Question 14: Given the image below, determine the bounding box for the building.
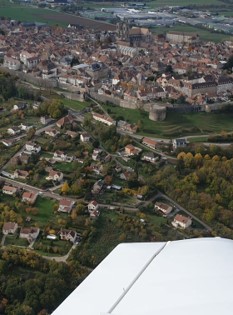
[217,76,233,94]
[58,199,75,214]
[40,116,53,125]
[88,200,100,218]
[154,201,173,216]
[45,128,60,137]
[88,200,99,212]
[2,185,18,195]
[59,229,77,243]
[3,56,21,70]
[52,238,233,315]
[141,152,159,163]
[19,227,40,242]
[92,112,116,126]
[166,31,199,44]
[124,144,141,156]
[172,138,187,150]
[13,103,27,111]
[22,191,38,205]
[2,222,18,235]
[66,130,78,139]
[85,62,109,80]
[56,114,75,128]
[142,137,157,149]
[91,179,103,194]
[80,133,91,143]
[172,214,192,229]
[53,151,67,162]
[14,169,29,179]
[7,126,21,135]
[25,142,41,154]
[46,170,63,182]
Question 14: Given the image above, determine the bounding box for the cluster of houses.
[0,18,233,112]
[155,201,192,229]
[1,183,101,246]
[2,222,40,243]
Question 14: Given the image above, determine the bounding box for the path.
[42,244,77,263]
[1,235,6,246]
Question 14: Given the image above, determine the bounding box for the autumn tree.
[61,181,70,195]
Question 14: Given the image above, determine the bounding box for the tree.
[76,203,85,215]
[104,175,112,185]
[26,127,36,140]
[71,209,77,221]
[61,182,70,195]
[212,155,220,161]
[223,55,233,72]
[177,152,186,160]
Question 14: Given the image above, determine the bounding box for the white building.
[154,201,173,216]
[92,112,116,126]
[3,56,21,70]
[172,214,192,229]
[52,238,233,315]
[25,142,41,154]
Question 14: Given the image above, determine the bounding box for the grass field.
[34,238,72,256]
[62,98,90,111]
[0,4,67,26]
[5,235,29,247]
[148,0,223,8]
[151,24,233,42]
[31,196,57,226]
[0,1,116,30]
[83,0,223,9]
[103,104,233,138]
[54,161,77,173]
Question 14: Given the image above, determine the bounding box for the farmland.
[0,1,116,30]
[148,0,223,8]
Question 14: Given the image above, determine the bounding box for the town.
[0,8,233,314]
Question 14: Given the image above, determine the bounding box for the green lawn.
[5,235,29,247]
[62,98,90,111]
[188,136,209,143]
[151,24,233,42]
[103,104,233,138]
[31,196,57,227]
[149,0,223,8]
[147,213,167,227]
[34,238,72,256]
[82,0,223,9]
[54,161,77,173]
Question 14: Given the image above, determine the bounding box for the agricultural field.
[148,0,223,8]
[103,104,233,138]
[79,0,224,9]
[0,1,116,30]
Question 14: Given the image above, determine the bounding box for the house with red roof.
[22,191,38,205]
[58,199,75,214]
